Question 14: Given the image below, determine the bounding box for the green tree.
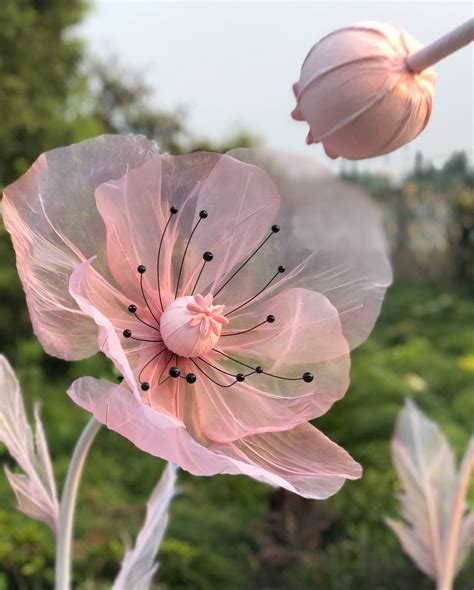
[0,0,91,186]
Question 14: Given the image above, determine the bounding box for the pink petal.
[210,321,220,336]
[212,314,229,325]
[163,153,281,298]
[290,106,304,121]
[69,259,140,395]
[94,153,280,313]
[194,293,207,308]
[218,422,362,499]
[197,288,351,440]
[190,369,318,443]
[225,147,392,350]
[2,135,160,360]
[67,377,236,475]
[67,377,360,499]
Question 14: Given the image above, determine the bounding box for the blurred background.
[0,1,473,588]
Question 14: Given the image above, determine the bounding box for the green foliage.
[1,2,472,589]
[1,268,473,588]
[0,0,91,186]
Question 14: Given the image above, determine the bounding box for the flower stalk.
[55,417,101,590]
[406,18,474,73]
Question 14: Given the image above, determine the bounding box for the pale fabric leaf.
[452,439,474,575]
[113,463,178,590]
[387,400,474,587]
[0,355,59,533]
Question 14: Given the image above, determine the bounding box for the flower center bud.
[160,293,229,358]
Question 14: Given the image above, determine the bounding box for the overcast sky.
[79,1,473,176]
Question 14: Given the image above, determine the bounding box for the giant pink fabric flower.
[2,135,391,499]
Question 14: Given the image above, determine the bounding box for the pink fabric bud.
[292,21,436,160]
[160,294,229,358]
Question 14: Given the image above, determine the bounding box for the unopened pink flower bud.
[292,21,436,160]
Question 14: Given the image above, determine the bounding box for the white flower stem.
[406,18,474,73]
[55,417,102,590]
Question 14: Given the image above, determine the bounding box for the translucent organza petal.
[68,377,360,499]
[94,153,280,310]
[2,135,160,360]
[191,288,351,442]
[67,377,237,476]
[217,422,362,499]
[69,259,144,397]
[226,148,392,350]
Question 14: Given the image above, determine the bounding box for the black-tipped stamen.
[214,226,280,298]
[169,366,181,378]
[213,349,313,383]
[141,382,150,391]
[175,211,207,299]
[138,268,161,327]
[157,207,178,311]
[225,266,285,317]
[191,251,213,296]
[138,348,167,384]
[221,318,270,337]
[190,358,237,388]
[158,352,175,385]
[128,305,161,332]
[185,373,197,384]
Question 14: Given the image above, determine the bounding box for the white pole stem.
[406,18,474,73]
[55,417,102,590]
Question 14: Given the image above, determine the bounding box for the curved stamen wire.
[157,206,178,311]
[225,266,285,317]
[191,251,214,295]
[213,349,314,383]
[122,329,163,344]
[175,210,208,299]
[137,265,161,327]
[158,351,175,385]
[127,304,160,332]
[190,358,239,388]
[138,348,167,384]
[221,316,273,337]
[213,224,280,298]
[198,355,238,377]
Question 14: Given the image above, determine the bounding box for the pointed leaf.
[112,463,178,590]
[0,355,59,533]
[387,400,474,588]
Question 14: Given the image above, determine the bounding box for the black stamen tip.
[203,251,214,262]
[255,366,264,374]
[137,265,146,274]
[199,210,208,219]
[278,265,285,273]
[169,366,181,378]
[141,382,150,391]
[128,304,137,314]
[236,373,245,382]
[271,224,280,233]
[170,206,178,214]
[266,314,275,323]
[186,373,197,384]
[303,372,314,383]
[117,375,124,383]
[123,329,132,338]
